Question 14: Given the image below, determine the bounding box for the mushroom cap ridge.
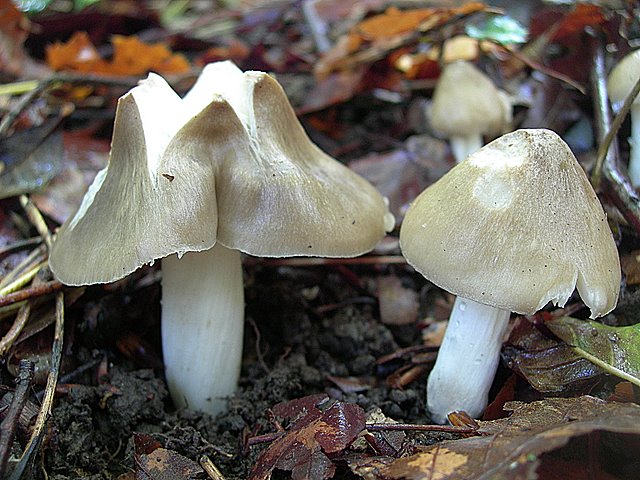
[50,63,392,286]
[399,129,620,318]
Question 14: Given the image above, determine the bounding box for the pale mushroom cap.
[430,61,509,138]
[608,50,640,104]
[49,62,393,286]
[399,129,620,318]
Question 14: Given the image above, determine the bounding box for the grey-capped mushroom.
[430,60,512,163]
[399,129,620,423]
[608,49,640,187]
[49,61,394,415]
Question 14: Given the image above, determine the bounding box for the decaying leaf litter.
[1,0,640,478]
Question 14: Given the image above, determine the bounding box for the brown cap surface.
[400,129,620,317]
[50,62,393,285]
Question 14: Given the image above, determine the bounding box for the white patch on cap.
[468,141,524,169]
[472,170,513,210]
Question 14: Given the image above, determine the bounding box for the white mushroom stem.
[161,243,244,415]
[427,296,510,424]
[450,134,483,164]
[628,103,640,188]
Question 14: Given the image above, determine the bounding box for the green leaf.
[465,15,528,45]
[547,316,640,387]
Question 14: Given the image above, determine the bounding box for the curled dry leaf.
[364,397,640,480]
[503,318,604,394]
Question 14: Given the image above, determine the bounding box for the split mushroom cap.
[49,61,393,285]
[400,129,620,318]
[430,61,511,144]
[607,49,640,105]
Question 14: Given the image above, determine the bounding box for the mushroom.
[607,49,640,187]
[49,61,394,415]
[399,129,620,423]
[430,60,512,163]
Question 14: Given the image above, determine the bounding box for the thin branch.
[8,292,64,480]
[0,280,64,308]
[588,32,640,232]
[0,360,34,478]
[19,196,52,250]
[0,302,32,356]
[591,66,640,189]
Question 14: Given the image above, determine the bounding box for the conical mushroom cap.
[399,129,620,318]
[430,61,510,138]
[49,61,393,286]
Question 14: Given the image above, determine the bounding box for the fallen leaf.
[136,448,203,480]
[250,394,366,480]
[546,316,640,388]
[45,31,190,76]
[133,432,203,480]
[503,318,603,393]
[314,3,487,79]
[0,117,64,200]
[551,3,606,42]
[31,127,109,224]
[377,397,640,479]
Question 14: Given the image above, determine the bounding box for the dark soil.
[41,259,434,479]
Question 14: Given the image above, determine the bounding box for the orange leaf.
[45,32,190,76]
[109,35,190,76]
[356,6,436,39]
[45,32,103,72]
[552,4,606,42]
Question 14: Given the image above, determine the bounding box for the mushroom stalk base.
[161,243,244,415]
[628,103,640,188]
[450,134,483,164]
[427,296,510,424]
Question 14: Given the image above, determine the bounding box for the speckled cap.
[400,129,620,318]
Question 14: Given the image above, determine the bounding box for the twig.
[247,318,269,374]
[245,255,406,267]
[588,32,640,232]
[591,65,640,189]
[0,245,46,291]
[0,302,32,356]
[0,82,49,138]
[199,455,227,480]
[19,196,52,250]
[8,292,64,480]
[0,70,198,138]
[0,280,63,308]
[0,261,46,297]
[302,0,331,53]
[0,238,42,261]
[0,360,34,478]
[247,420,480,447]
[365,422,479,435]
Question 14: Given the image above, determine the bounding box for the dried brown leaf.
[503,319,603,394]
[375,397,640,479]
[250,395,366,480]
